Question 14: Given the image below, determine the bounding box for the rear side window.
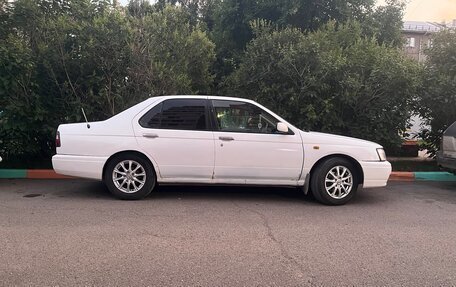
[139,103,162,128]
[139,99,208,131]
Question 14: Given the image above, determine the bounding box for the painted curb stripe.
[389,172,414,181]
[0,169,454,181]
[0,169,27,179]
[414,172,456,182]
[27,170,74,179]
[0,169,72,179]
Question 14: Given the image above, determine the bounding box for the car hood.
[300,131,383,148]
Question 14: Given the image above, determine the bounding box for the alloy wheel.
[112,160,146,193]
[324,165,353,199]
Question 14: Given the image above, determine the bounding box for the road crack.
[231,201,315,286]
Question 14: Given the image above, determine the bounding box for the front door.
[211,99,303,185]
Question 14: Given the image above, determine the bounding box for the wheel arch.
[102,150,157,181]
[309,154,364,185]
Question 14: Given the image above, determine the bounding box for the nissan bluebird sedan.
[52,96,391,205]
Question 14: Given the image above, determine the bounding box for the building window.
[406,37,415,48]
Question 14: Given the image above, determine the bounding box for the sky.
[120,0,456,23]
[384,0,456,23]
[407,0,456,23]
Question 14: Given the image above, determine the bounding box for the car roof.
[149,95,257,103]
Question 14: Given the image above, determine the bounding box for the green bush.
[0,0,215,163]
[226,22,422,150]
[417,30,456,157]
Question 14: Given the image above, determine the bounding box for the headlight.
[376,148,387,161]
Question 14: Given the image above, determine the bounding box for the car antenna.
[81,108,90,129]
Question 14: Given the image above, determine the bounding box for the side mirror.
[277,122,289,133]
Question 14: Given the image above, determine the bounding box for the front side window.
[139,99,208,131]
[212,100,282,134]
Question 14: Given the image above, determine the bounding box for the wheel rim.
[112,160,146,194]
[324,166,353,199]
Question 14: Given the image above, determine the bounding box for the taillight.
[56,131,61,147]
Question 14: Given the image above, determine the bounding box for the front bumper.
[52,154,108,180]
[360,160,392,188]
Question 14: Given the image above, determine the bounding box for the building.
[401,21,446,62]
[401,20,455,153]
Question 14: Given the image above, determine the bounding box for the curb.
[0,169,73,179]
[388,171,456,182]
[0,169,455,181]
[414,172,456,182]
[388,172,415,181]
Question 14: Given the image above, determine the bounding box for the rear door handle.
[143,133,159,138]
[219,136,234,141]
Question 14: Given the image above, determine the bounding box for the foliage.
[0,0,215,162]
[209,0,404,85]
[226,23,422,149]
[0,0,427,165]
[417,30,456,156]
[0,35,45,156]
[126,6,215,106]
[362,0,405,47]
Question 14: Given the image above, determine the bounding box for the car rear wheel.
[104,153,156,200]
[311,157,359,205]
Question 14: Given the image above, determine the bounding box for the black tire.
[103,153,156,200]
[310,157,359,205]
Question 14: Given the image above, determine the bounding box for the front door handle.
[219,136,234,141]
[143,133,159,138]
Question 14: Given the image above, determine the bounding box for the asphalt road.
[1,179,456,286]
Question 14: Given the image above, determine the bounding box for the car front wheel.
[104,153,156,200]
[311,157,359,205]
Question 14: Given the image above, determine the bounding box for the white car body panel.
[134,128,215,180]
[52,95,391,188]
[300,131,390,188]
[53,154,107,179]
[132,96,214,180]
[213,131,303,185]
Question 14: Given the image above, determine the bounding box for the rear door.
[133,98,214,181]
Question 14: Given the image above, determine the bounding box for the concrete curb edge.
[1,169,455,181]
[0,169,74,179]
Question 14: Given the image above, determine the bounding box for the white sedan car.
[52,95,391,205]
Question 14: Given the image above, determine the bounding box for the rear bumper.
[437,152,456,174]
[360,160,392,188]
[52,154,108,180]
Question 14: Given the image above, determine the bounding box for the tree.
[210,0,404,87]
[126,5,215,105]
[363,0,405,47]
[0,35,44,157]
[418,30,456,156]
[226,22,421,149]
[0,0,216,165]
